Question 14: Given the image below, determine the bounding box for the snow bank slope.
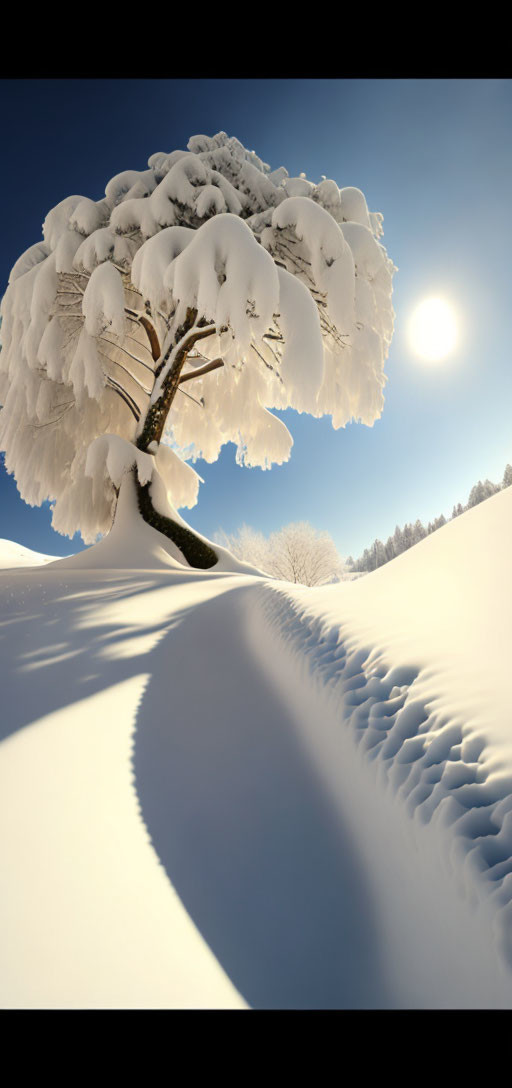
[256,486,512,999]
[0,538,59,568]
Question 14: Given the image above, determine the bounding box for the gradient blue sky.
[1,78,511,558]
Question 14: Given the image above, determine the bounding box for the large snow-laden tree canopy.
[0,131,395,563]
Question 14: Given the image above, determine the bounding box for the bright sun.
[408,297,458,362]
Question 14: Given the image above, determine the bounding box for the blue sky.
[1,78,511,558]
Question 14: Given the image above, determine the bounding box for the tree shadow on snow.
[133,584,390,1009]
[0,568,208,743]
[0,567,389,1008]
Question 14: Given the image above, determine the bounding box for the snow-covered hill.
[0,538,60,568]
[2,487,512,1008]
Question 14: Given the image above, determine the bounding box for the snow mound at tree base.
[49,471,265,576]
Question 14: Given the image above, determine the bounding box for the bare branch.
[123,332,155,361]
[250,343,283,381]
[124,307,161,361]
[106,377,141,421]
[100,335,155,376]
[259,336,282,373]
[96,348,152,396]
[179,358,224,384]
[177,386,204,408]
[30,402,75,428]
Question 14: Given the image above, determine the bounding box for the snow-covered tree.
[467,480,499,509]
[351,461,512,576]
[358,547,372,572]
[0,132,395,567]
[393,525,404,555]
[502,464,512,489]
[401,522,415,551]
[215,524,271,574]
[384,536,396,562]
[217,521,345,586]
[413,518,427,543]
[369,539,386,570]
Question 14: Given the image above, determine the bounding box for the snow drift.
[0,538,60,569]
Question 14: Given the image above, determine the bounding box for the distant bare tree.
[217,521,345,586]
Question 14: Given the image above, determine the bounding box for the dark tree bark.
[130,307,220,569]
[134,473,218,569]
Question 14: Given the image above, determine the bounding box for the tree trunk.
[131,307,219,569]
[137,308,215,453]
[134,472,218,570]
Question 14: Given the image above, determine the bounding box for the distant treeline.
[347,464,512,573]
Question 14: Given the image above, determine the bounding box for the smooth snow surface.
[2,489,512,1007]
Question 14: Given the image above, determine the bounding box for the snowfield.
[2,485,512,1008]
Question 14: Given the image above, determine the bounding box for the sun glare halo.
[408,297,458,362]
